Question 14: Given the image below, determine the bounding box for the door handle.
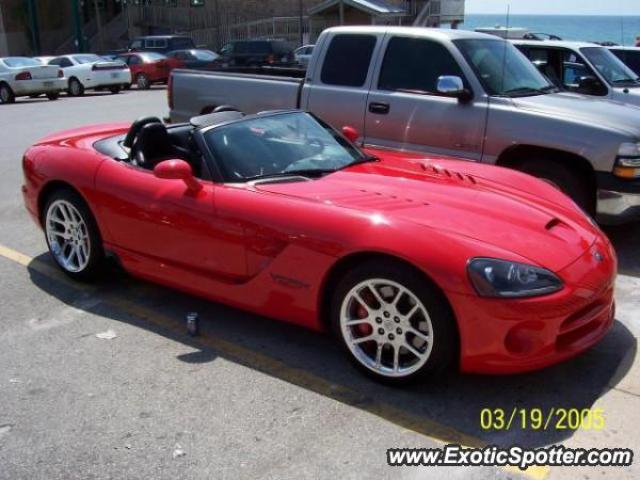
[368,102,390,115]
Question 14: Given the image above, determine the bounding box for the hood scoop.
[418,163,477,185]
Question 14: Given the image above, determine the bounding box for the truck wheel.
[517,158,594,214]
[330,259,457,384]
[0,83,15,104]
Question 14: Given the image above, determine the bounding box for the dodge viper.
[22,110,617,383]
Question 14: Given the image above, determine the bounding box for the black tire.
[68,78,85,97]
[109,85,121,94]
[124,83,131,90]
[43,189,104,281]
[136,73,150,90]
[0,83,15,104]
[330,259,458,385]
[46,92,60,101]
[516,158,594,214]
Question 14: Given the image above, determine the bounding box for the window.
[73,54,102,64]
[130,40,143,50]
[128,55,141,66]
[622,51,640,76]
[50,57,72,68]
[563,51,591,87]
[378,37,464,94]
[170,38,195,50]
[320,34,376,87]
[581,47,639,85]
[219,43,234,55]
[2,57,40,67]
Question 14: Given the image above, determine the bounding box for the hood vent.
[420,163,477,184]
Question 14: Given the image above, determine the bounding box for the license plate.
[110,72,119,79]
[43,81,53,87]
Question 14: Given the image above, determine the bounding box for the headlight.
[615,143,640,178]
[467,258,563,298]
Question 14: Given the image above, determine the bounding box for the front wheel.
[136,73,150,90]
[330,260,457,384]
[0,83,15,104]
[109,85,121,94]
[44,190,104,281]
[68,78,85,96]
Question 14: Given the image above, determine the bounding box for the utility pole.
[338,0,344,26]
[26,0,41,54]
[72,0,85,52]
[93,0,104,52]
[298,0,303,46]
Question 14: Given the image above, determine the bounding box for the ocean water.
[461,14,640,46]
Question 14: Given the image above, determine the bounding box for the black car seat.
[131,123,192,170]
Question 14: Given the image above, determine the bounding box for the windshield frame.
[198,111,367,184]
[580,46,640,88]
[453,38,555,97]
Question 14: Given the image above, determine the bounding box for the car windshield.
[73,54,103,64]
[204,112,368,182]
[192,50,217,61]
[3,57,40,67]
[139,52,167,62]
[455,39,555,96]
[581,47,640,86]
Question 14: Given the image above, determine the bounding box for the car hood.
[253,162,596,272]
[512,92,640,138]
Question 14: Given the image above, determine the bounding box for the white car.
[0,57,66,104]
[294,44,314,67]
[48,54,131,96]
[34,56,55,65]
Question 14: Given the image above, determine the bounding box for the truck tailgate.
[170,69,303,122]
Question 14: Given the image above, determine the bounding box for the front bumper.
[596,172,640,224]
[453,236,617,374]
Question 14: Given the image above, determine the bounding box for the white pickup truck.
[169,26,640,223]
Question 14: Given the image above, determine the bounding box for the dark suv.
[128,36,196,54]
[217,40,295,67]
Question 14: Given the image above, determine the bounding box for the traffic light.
[191,0,205,6]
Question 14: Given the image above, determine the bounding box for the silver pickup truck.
[170,26,640,223]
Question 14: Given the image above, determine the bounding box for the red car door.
[94,161,248,282]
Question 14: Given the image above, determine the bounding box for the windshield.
[455,39,554,96]
[2,57,40,68]
[204,112,366,182]
[192,50,218,61]
[73,54,103,64]
[581,47,640,86]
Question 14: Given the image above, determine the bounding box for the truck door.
[363,36,488,161]
[302,32,385,141]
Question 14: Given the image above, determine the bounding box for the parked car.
[217,40,295,67]
[169,26,640,224]
[127,35,196,55]
[165,49,219,71]
[294,44,315,66]
[115,52,170,89]
[608,46,640,76]
[48,54,131,96]
[513,40,640,105]
[22,110,616,383]
[0,57,65,103]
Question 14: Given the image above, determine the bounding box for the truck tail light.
[168,73,174,110]
[15,71,32,81]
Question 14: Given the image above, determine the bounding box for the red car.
[115,52,170,89]
[21,110,617,383]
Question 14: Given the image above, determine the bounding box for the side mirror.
[153,159,202,192]
[578,76,606,95]
[437,75,472,102]
[342,125,359,143]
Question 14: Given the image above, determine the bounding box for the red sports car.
[115,52,170,90]
[21,110,617,383]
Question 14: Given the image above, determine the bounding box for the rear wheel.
[109,85,121,94]
[330,260,457,384]
[136,73,150,90]
[43,189,104,281]
[516,158,594,214]
[46,92,60,101]
[0,83,15,104]
[68,78,85,96]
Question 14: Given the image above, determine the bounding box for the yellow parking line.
[0,242,549,480]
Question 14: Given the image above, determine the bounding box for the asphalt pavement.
[0,88,638,480]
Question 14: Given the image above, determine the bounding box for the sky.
[465,0,637,15]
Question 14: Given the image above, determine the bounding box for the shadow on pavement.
[604,222,640,278]
[28,253,637,449]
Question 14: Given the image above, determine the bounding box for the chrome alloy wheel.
[45,199,91,273]
[340,279,434,378]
